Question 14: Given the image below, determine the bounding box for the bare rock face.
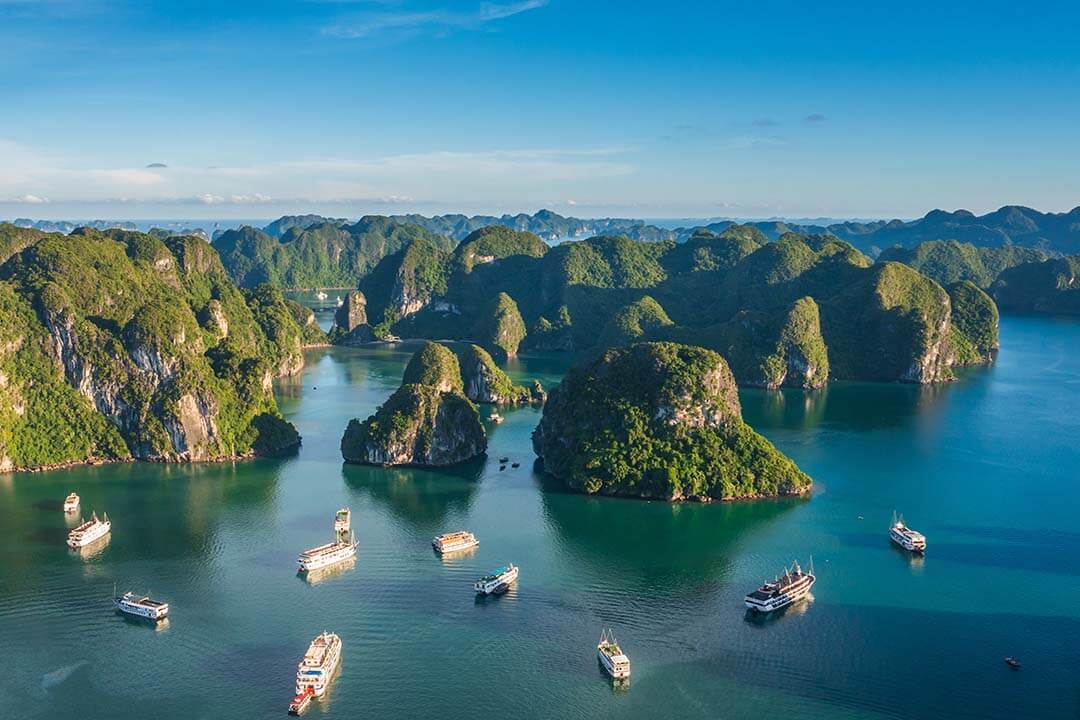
[335,291,368,332]
[340,384,486,467]
[200,299,229,339]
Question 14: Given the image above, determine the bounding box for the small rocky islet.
[339,340,543,467]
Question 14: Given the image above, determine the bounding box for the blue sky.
[2,0,1078,220]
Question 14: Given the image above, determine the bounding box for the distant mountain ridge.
[245,204,1080,254]
[10,203,1080,257]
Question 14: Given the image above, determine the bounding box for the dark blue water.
[0,315,1077,719]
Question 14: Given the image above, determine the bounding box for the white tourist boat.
[597,629,631,680]
[744,558,816,613]
[889,512,927,553]
[432,530,479,555]
[335,295,343,307]
[333,507,351,535]
[315,291,328,301]
[297,533,357,573]
[474,563,518,595]
[63,493,80,513]
[114,590,170,621]
[288,631,342,714]
[67,512,111,549]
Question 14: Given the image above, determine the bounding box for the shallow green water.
[1,316,1078,719]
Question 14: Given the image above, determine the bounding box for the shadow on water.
[740,380,956,433]
[536,472,805,592]
[341,457,484,531]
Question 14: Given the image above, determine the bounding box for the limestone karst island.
[2,2,1078,719]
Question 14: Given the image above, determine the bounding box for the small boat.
[298,533,358,573]
[889,512,927,553]
[315,291,328,301]
[114,589,170,621]
[499,457,509,463]
[511,463,520,468]
[333,507,351,535]
[288,689,314,715]
[291,632,342,711]
[490,413,505,424]
[499,465,506,471]
[67,512,111,549]
[432,531,479,555]
[334,296,343,307]
[597,629,631,680]
[744,558,816,613]
[474,564,518,595]
[63,493,80,513]
[1005,656,1021,669]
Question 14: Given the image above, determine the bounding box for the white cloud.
[324,0,547,39]
[13,193,48,204]
[0,138,635,211]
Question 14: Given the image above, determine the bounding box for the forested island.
[313,225,997,387]
[0,223,325,472]
[6,202,1076,480]
[532,342,812,501]
[340,341,543,466]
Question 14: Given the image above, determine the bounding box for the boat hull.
[474,566,518,594]
[744,576,815,613]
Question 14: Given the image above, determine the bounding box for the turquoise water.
[1,316,1078,719]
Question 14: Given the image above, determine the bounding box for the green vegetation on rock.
[991,256,1080,316]
[597,295,674,349]
[878,240,1048,288]
[358,235,451,335]
[401,341,464,393]
[215,216,452,289]
[340,384,486,467]
[329,225,998,385]
[532,342,812,500]
[473,292,527,359]
[947,281,1000,364]
[0,223,302,471]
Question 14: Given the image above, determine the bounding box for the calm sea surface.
[1,315,1078,720]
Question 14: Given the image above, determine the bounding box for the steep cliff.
[401,341,464,393]
[340,383,485,466]
[0,225,301,471]
[532,342,811,501]
[473,292,527,359]
[446,342,535,405]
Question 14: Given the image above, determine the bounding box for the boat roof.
[436,531,473,541]
[302,633,339,665]
[299,541,352,557]
[479,565,512,581]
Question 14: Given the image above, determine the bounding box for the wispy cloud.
[0,139,635,210]
[323,0,547,39]
[803,113,827,125]
[752,118,778,128]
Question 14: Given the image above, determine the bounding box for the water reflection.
[71,533,111,560]
[740,380,957,433]
[342,460,483,531]
[538,474,804,590]
[299,556,357,586]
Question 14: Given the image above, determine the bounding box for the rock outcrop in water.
[341,342,486,467]
[0,224,302,472]
[532,342,811,501]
